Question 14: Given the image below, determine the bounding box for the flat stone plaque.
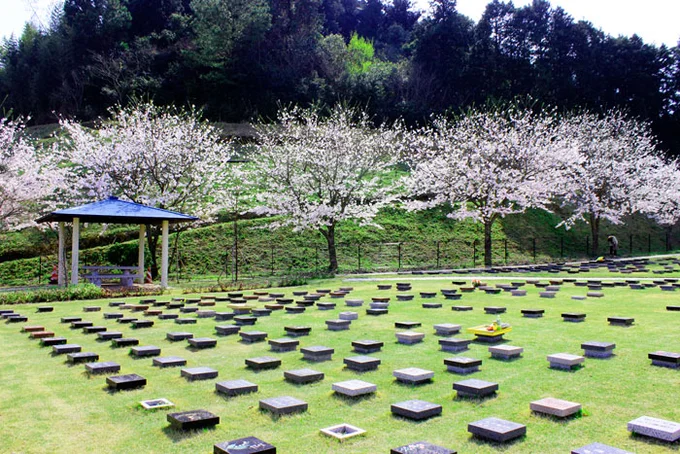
[167,409,219,430]
[326,319,351,331]
[439,338,472,352]
[393,367,434,385]
[627,416,680,442]
[214,436,276,454]
[245,356,281,370]
[608,317,634,326]
[259,396,308,415]
[548,353,584,370]
[181,366,218,381]
[174,318,197,325]
[530,397,581,417]
[269,338,299,352]
[391,400,442,421]
[97,331,123,341]
[444,357,481,374]
[112,338,139,347]
[581,341,615,358]
[215,379,258,397]
[339,311,358,320]
[352,340,383,353]
[453,379,498,398]
[489,345,523,360]
[396,331,425,344]
[85,361,120,374]
[301,346,334,362]
[53,344,81,354]
[395,321,422,329]
[41,337,67,346]
[188,337,217,349]
[240,331,267,343]
[468,417,526,442]
[107,374,146,390]
[434,324,461,336]
[332,379,376,397]
[284,368,324,384]
[215,325,240,336]
[344,355,381,372]
[67,352,99,363]
[649,351,680,368]
[153,356,187,368]
[391,441,456,454]
[167,332,194,341]
[130,346,161,357]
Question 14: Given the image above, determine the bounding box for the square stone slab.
[521,309,544,318]
[608,317,634,326]
[332,379,376,397]
[439,338,472,352]
[153,356,187,368]
[393,367,434,385]
[284,368,324,384]
[352,340,383,354]
[339,311,359,321]
[391,400,442,421]
[22,325,44,332]
[181,366,218,381]
[214,436,276,454]
[188,337,217,349]
[67,352,99,364]
[167,410,219,430]
[444,357,481,374]
[434,324,461,336]
[484,307,506,314]
[71,321,93,329]
[452,306,473,311]
[366,308,388,316]
[167,332,194,341]
[571,442,633,454]
[53,344,81,354]
[301,346,334,361]
[245,356,281,370]
[628,416,680,442]
[112,338,139,347]
[107,374,146,390]
[158,314,179,320]
[98,331,123,340]
[235,316,257,326]
[130,346,161,357]
[284,326,311,337]
[581,341,616,358]
[562,313,586,322]
[216,379,258,397]
[453,379,498,398]
[396,331,425,344]
[85,361,120,374]
[395,321,422,329]
[41,337,67,346]
[468,417,526,442]
[259,396,308,415]
[117,317,138,324]
[174,318,197,325]
[649,351,680,368]
[344,355,381,372]
[36,306,54,313]
[30,331,55,339]
[326,319,351,331]
[239,331,267,343]
[391,441,456,454]
[531,397,581,417]
[215,325,240,336]
[269,338,299,352]
[489,345,524,360]
[548,353,585,370]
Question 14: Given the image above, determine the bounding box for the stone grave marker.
[570,442,633,454]
[167,410,219,430]
[259,396,308,415]
[627,416,680,442]
[85,361,120,374]
[130,346,161,357]
[648,351,680,368]
[581,341,615,358]
[547,353,584,371]
[530,397,581,418]
[214,436,275,454]
[301,346,334,362]
[396,331,425,345]
[444,357,481,374]
[181,366,218,381]
[112,338,139,348]
[53,344,81,355]
[390,441,455,454]
[153,356,187,368]
[467,417,526,442]
[239,331,267,343]
[344,355,380,372]
[284,368,324,384]
[245,356,281,370]
[439,338,472,352]
[107,374,146,390]
[188,337,217,349]
[332,379,376,397]
[325,319,351,331]
[391,400,442,421]
[453,379,498,398]
[215,379,258,397]
[489,345,523,360]
[434,324,461,336]
[352,340,383,354]
[393,367,433,385]
[167,332,194,342]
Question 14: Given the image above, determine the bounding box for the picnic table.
[82,266,142,287]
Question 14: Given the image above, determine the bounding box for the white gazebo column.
[58,222,66,286]
[70,217,80,285]
[161,220,169,288]
[138,224,146,284]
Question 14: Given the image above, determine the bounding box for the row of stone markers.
[7,279,680,453]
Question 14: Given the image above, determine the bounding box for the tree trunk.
[320,224,338,274]
[590,214,600,256]
[484,219,493,267]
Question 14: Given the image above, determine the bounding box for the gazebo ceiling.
[36,196,198,225]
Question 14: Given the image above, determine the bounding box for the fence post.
[532,238,536,262]
[629,234,633,255]
[504,239,508,264]
[585,236,590,257]
[397,243,402,271]
[436,241,441,269]
[473,240,477,267]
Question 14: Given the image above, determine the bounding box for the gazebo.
[37,197,198,288]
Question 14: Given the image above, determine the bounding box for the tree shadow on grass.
[467,434,526,451]
[529,411,583,425]
[162,425,217,443]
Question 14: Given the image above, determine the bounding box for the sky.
[0,0,678,48]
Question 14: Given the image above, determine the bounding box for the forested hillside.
[2,0,679,154]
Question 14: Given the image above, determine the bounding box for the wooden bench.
[82,266,142,287]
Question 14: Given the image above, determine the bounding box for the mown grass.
[2,268,680,453]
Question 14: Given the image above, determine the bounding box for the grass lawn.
[2,269,680,453]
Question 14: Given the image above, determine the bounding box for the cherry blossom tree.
[0,118,64,230]
[55,102,236,275]
[556,110,664,254]
[638,158,680,250]
[250,105,405,273]
[406,106,568,267]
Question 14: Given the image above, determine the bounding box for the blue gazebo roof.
[37,197,199,225]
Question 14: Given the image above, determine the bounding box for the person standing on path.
[608,235,619,256]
